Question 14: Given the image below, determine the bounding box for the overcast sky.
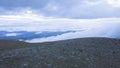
[0,0,120,19]
[0,0,120,42]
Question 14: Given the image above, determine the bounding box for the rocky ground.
[0,38,120,68]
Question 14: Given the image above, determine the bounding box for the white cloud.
[0,13,120,42]
[0,13,91,32]
[106,0,120,7]
[5,33,19,36]
[35,32,42,34]
[26,22,120,43]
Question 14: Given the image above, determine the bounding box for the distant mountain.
[0,31,75,41]
[0,37,120,68]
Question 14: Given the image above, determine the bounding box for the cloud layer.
[0,14,120,42]
[0,0,120,18]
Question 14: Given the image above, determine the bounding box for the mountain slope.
[0,38,120,68]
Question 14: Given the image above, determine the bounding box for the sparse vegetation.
[0,37,120,68]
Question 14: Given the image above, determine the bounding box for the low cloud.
[5,33,20,36]
[0,13,120,42]
[26,22,120,43]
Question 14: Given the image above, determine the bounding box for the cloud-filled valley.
[0,14,120,43]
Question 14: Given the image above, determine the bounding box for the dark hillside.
[0,38,120,68]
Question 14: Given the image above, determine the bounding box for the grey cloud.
[0,0,120,19]
[0,0,49,9]
[40,0,120,18]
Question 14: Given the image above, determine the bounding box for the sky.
[0,0,120,42]
[0,0,120,18]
